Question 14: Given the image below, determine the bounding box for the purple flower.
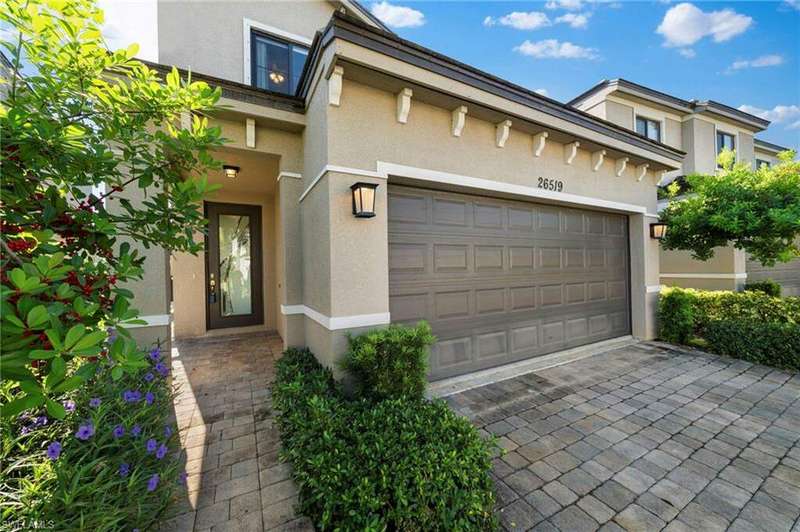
[145,392,154,405]
[154,362,168,377]
[107,327,117,343]
[119,463,130,477]
[164,426,173,438]
[35,415,48,427]
[156,443,168,460]
[143,372,154,382]
[131,424,142,437]
[112,425,125,438]
[75,422,95,441]
[63,400,76,413]
[147,473,159,492]
[20,425,31,435]
[46,441,62,460]
[178,471,188,485]
[149,347,161,362]
[146,438,157,453]
[89,397,101,408]
[123,390,141,403]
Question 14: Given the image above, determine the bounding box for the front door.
[205,202,264,330]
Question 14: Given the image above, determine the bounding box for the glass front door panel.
[218,214,252,316]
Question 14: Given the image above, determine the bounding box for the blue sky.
[367,0,800,151]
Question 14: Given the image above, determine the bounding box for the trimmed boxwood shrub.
[704,321,800,371]
[273,348,497,531]
[744,279,782,297]
[658,287,800,369]
[342,322,435,400]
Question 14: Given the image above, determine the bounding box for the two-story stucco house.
[570,79,800,296]
[130,0,692,381]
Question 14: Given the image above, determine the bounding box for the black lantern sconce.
[351,182,378,218]
[222,165,240,179]
[650,222,668,240]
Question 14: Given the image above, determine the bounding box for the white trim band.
[659,273,747,280]
[277,171,302,182]
[299,165,386,203]
[646,285,664,293]
[281,304,390,331]
[122,314,172,329]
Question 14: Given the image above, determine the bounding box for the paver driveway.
[445,342,800,532]
[159,332,309,532]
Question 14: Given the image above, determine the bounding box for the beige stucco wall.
[157,1,335,81]
[659,246,746,291]
[605,100,634,131]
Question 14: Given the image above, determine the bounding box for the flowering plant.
[0,346,186,529]
[0,0,223,417]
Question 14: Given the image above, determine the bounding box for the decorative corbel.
[533,131,548,157]
[396,88,412,124]
[328,65,343,107]
[591,150,606,172]
[615,157,629,177]
[564,141,580,165]
[495,120,512,148]
[246,118,256,148]
[636,163,649,182]
[451,105,468,137]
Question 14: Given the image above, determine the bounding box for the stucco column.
[276,172,305,348]
[630,214,659,340]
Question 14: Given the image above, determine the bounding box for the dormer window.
[635,116,661,142]
[251,31,308,95]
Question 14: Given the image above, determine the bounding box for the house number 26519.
[537,177,564,192]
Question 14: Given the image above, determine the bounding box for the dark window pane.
[647,120,660,141]
[290,47,308,93]
[635,117,647,136]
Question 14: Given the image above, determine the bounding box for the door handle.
[208,273,217,304]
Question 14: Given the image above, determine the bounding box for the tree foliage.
[0,0,223,417]
[660,149,800,266]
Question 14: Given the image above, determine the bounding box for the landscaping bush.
[704,320,800,371]
[658,287,695,344]
[342,322,435,400]
[744,279,782,297]
[0,344,184,531]
[273,348,497,531]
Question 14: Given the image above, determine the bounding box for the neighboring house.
[570,79,800,296]
[136,0,688,381]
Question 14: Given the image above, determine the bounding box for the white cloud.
[785,0,800,11]
[515,39,599,60]
[545,0,584,10]
[657,3,752,48]
[370,1,425,28]
[738,104,800,127]
[678,48,696,58]
[484,11,551,30]
[728,54,784,71]
[534,88,549,96]
[99,0,158,61]
[555,12,591,28]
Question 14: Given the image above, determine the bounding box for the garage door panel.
[388,185,630,380]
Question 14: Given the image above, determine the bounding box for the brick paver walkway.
[446,342,800,532]
[159,332,310,532]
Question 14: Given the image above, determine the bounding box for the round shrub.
[342,322,435,400]
[273,348,497,531]
[658,287,696,344]
[744,279,782,298]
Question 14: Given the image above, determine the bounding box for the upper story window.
[755,158,770,170]
[635,116,661,142]
[251,31,308,95]
[716,131,735,154]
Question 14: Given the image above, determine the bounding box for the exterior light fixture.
[350,182,378,218]
[650,222,668,240]
[269,71,285,85]
[222,165,240,179]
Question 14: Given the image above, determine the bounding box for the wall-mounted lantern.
[223,165,240,179]
[351,182,378,218]
[650,222,668,240]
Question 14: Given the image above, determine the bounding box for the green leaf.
[111,366,124,381]
[45,398,67,419]
[53,375,86,393]
[45,329,63,350]
[26,305,50,329]
[1,394,45,418]
[45,357,67,389]
[64,325,86,349]
[28,350,56,360]
[72,330,107,351]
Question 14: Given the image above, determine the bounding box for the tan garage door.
[388,185,631,380]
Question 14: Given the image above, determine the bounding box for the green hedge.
[744,279,782,297]
[704,320,800,370]
[342,322,435,400]
[658,287,800,370]
[272,348,497,531]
